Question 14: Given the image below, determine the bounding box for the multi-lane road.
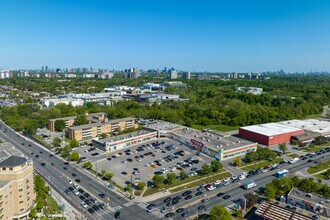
[0,119,328,220]
[147,153,329,219]
[0,120,158,220]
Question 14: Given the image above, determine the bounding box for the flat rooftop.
[256,201,314,220]
[96,129,154,143]
[288,187,330,209]
[240,123,303,137]
[278,119,330,136]
[0,180,10,188]
[176,127,256,151]
[0,142,25,162]
[69,117,136,130]
[49,116,77,122]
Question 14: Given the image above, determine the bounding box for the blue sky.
[0,0,330,72]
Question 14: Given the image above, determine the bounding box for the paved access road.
[0,121,160,220]
[148,153,329,220]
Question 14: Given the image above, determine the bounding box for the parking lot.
[78,138,213,187]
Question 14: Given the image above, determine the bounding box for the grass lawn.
[169,172,232,193]
[241,158,283,171]
[191,124,239,132]
[287,153,299,158]
[302,142,330,152]
[303,114,321,119]
[142,169,227,197]
[32,134,52,149]
[315,171,330,180]
[307,160,330,174]
[44,194,61,214]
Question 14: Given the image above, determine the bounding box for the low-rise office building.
[92,130,157,152]
[287,187,330,218]
[68,117,138,141]
[0,143,36,220]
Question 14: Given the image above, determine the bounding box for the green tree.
[324,169,330,180]
[314,136,327,145]
[210,205,231,220]
[54,120,66,132]
[104,172,114,180]
[265,183,276,200]
[152,175,165,187]
[83,161,93,170]
[210,160,222,172]
[233,157,242,166]
[75,114,89,125]
[61,145,71,159]
[244,193,259,209]
[100,133,107,139]
[29,207,38,218]
[36,195,45,211]
[101,169,107,177]
[201,164,211,175]
[136,182,146,190]
[69,139,79,148]
[70,151,80,161]
[166,173,177,185]
[53,137,62,147]
[180,170,189,180]
[279,143,288,154]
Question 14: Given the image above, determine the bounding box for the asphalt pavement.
[0,120,159,220]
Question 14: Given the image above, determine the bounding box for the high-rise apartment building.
[0,143,36,220]
[170,69,178,79]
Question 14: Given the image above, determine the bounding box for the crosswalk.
[138,202,164,219]
[124,201,135,207]
[97,205,123,217]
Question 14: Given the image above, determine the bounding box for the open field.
[191,124,239,132]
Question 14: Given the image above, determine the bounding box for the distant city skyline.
[1,0,330,72]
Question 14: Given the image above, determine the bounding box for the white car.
[171,168,177,172]
[213,180,222,185]
[261,169,268,173]
[241,172,247,176]
[81,202,87,208]
[224,178,231,182]
[73,190,79,195]
[238,175,245,180]
[74,184,79,189]
[231,175,237,180]
[207,186,216,191]
[67,179,73,184]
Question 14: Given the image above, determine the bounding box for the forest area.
[0,75,330,135]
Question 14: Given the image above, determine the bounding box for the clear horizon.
[1,0,330,72]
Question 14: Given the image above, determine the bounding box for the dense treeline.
[0,75,330,134]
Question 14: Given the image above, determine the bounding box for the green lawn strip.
[302,143,330,152]
[32,134,52,149]
[287,153,299,158]
[142,169,227,197]
[241,158,283,171]
[307,160,330,174]
[314,171,329,180]
[191,124,239,132]
[44,194,61,214]
[303,114,321,119]
[169,172,232,194]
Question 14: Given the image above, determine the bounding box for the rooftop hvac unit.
[195,135,198,137]
[211,134,214,137]
[218,137,221,139]
[207,139,210,142]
